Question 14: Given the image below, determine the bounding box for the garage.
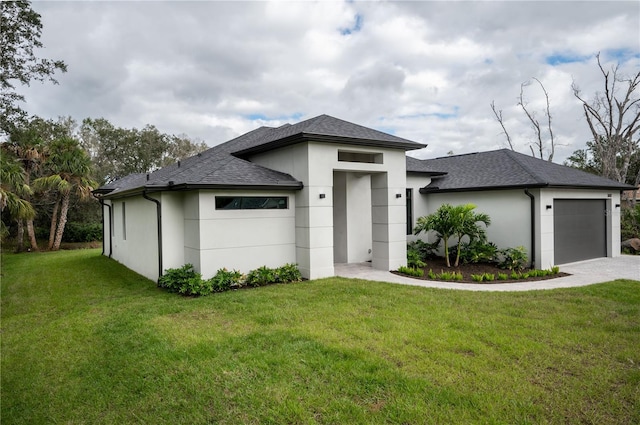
[554,199,607,264]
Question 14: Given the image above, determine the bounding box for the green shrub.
[179,275,213,296]
[407,240,439,261]
[62,222,103,242]
[457,239,498,264]
[498,246,528,271]
[497,273,508,280]
[210,268,244,292]
[510,271,519,279]
[471,273,495,282]
[407,248,426,268]
[246,266,277,287]
[157,264,213,296]
[621,204,640,240]
[551,265,560,274]
[398,266,424,277]
[276,263,302,283]
[427,269,437,279]
[436,270,462,281]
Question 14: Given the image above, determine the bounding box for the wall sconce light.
[546,205,552,210]
[396,193,402,198]
[615,204,620,208]
[319,193,325,199]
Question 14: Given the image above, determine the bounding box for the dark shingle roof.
[96,115,424,197]
[230,114,424,156]
[417,149,633,193]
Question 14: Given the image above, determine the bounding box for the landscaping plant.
[414,203,491,267]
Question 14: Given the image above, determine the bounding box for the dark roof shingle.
[96,114,424,197]
[417,149,633,192]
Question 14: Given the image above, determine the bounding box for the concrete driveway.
[334,256,640,292]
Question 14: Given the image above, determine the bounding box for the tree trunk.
[52,192,70,251]
[26,219,38,251]
[15,220,25,252]
[48,198,60,250]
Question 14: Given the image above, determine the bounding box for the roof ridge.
[503,149,547,185]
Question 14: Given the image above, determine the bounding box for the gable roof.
[95,115,425,198]
[417,149,633,193]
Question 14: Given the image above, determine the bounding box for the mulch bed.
[392,257,570,284]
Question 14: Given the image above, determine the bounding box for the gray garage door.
[554,199,606,264]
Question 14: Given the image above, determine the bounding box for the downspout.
[93,194,113,258]
[524,189,536,268]
[142,191,163,280]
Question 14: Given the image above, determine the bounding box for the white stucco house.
[94,115,632,281]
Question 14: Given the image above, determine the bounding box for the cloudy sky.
[20,0,640,161]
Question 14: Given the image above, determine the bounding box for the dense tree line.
[1,116,208,251]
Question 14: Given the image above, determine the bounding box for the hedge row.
[157,263,303,296]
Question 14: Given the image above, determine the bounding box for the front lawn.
[2,249,639,424]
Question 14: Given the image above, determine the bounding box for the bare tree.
[572,53,640,183]
[490,101,514,151]
[518,78,555,161]
[491,78,556,161]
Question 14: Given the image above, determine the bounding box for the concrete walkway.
[335,256,640,292]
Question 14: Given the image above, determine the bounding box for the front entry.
[333,171,373,263]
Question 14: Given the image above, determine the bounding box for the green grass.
[2,249,639,424]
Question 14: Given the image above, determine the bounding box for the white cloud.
[15,0,639,162]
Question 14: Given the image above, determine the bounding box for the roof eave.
[419,182,632,194]
[233,133,425,157]
[97,181,304,199]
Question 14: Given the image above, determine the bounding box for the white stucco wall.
[109,196,160,281]
[406,173,432,242]
[160,191,186,271]
[249,141,408,278]
[419,190,532,263]
[193,190,296,279]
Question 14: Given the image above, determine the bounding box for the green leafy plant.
[621,204,640,240]
[407,248,426,268]
[398,266,424,277]
[414,203,491,267]
[210,268,244,292]
[457,239,498,264]
[551,265,560,274]
[246,266,277,287]
[179,275,212,296]
[428,269,437,279]
[498,273,509,280]
[158,264,200,293]
[407,240,439,261]
[471,274,484,282]
[276,263,302,283]
[436,270,462,281]
[498,246,529,271]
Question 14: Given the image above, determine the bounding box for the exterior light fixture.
[546,205,552,210]
[319,193,325,199]
[396,193,402,198]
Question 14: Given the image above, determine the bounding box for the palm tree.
[33,137,97,251]
[0,152,35,246]
[2,125,46,250]
[414,203,491,267]
[414,203,457,267]
[450,204,491,267]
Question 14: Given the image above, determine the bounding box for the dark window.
[215,196,288,210]
[338,151,383,164]
[406,189,413,235]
